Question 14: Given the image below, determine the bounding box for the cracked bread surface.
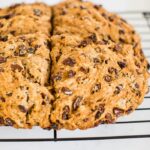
[0,33,54,128]
[0,2,54,128]
[50,0,149,129]
[0,3,51,36]
[0,0,149,130]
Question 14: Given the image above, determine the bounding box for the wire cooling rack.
[0,11,150,142]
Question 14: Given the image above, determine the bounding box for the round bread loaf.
[0,0,149,130]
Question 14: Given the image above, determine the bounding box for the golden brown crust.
[8,3,51,17]
[0,3,53,129]
[0,3,51,36]
[0,1,149,130]
[0,58,54,128]
[50,0,149,130]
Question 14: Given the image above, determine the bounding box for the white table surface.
[0,0,150,150]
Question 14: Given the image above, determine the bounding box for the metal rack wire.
[0,11,150,142]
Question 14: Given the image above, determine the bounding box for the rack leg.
[54,130,57,141]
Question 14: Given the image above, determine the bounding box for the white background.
[0,0,150,11]
[0,0,150,150]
